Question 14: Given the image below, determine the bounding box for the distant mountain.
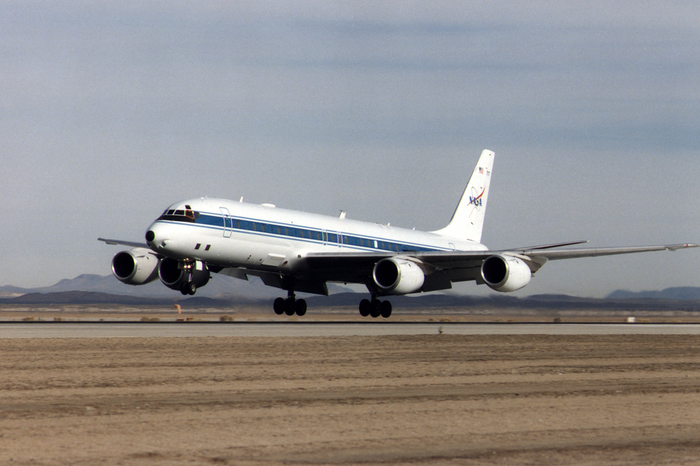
[0,273,282,300]
[6,291,166,305]
[0,273,349,305]
[607,287,700,300]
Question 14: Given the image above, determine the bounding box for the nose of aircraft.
[145,224,171,251]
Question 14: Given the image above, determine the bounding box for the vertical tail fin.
[432,149,495,243]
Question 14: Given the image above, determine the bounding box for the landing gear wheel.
[180,282,196,295]
[295,299,307,316]
[359,299,371,317]
[273,298,286,315]
[380,300,392,318]
[369,299,382,318]
[284,298,296,316]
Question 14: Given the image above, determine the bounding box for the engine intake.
[481,255,532,292]
[111,248,160,285]
[373,258,425,295]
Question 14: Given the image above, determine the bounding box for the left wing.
[98,238,150,249]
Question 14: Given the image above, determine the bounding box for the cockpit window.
[157,206,200,223]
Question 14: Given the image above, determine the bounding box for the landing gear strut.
[273,291,307,317]
[359,298,392,319]
[176,260,208,296]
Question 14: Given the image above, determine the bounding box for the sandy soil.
[2,334,700,465]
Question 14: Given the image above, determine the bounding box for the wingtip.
[667,243,699,251]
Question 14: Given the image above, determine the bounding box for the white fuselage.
[145,197,488,279]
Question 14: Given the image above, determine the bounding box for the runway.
[3,331,700,465]
[2,321,700,338]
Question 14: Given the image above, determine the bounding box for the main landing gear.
[359,298,392,319]
[271,291,391,319]
[273,291,307,317]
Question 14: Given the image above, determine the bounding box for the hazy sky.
[2,1,699,297]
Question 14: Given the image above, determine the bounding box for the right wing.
[304,242,698,292]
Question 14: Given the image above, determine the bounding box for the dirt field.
[2,334,700,465]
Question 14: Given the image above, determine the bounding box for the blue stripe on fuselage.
[158,211,449,253]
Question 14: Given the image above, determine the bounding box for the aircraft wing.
[518,243,698,260]
[305,242,698,291]
[98,238,150,249]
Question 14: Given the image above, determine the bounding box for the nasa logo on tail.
[468,187,485,210]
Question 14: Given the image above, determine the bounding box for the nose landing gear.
[180,281,197,296]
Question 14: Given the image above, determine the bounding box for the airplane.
[99,149,697,318]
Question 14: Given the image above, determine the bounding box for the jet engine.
[111,248,160,285]
[372,258,425,295]
[158,257,210,294]
[481,255,532,292]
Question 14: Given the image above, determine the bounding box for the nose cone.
[145,223,171,251]
[145,222,189,259]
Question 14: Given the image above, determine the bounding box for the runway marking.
[2,322,700,338]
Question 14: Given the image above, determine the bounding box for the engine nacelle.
[481,255,532,292]
[373,258,425,295]
[158,258,210,291]
[111,248,160,285]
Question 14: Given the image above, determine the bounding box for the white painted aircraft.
[100,150,697,318]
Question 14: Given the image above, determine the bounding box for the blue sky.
[2,1,699,297]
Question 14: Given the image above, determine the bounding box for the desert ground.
[2,329,700,465]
